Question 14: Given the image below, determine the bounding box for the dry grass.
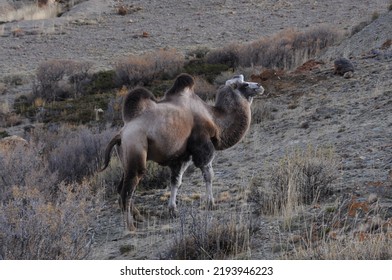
[0,126,108,259]
[0,181,104,260]
[33,59,93,102]
[169,208,251,259]
[194,76,217,101]
[115,49,185,86]
[249,146,338,219]
[0,3,61,22]
[207,26,341,71]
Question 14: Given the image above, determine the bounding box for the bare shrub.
[249,146,338,216]
[0,2,61,22]
[194,76,216,101]
[207,27,340,71]
[0,142,58,200]
[46,125,115,182]
[0,181,104,260]
[115,49,185,86]
[139,162,171,190]
[33,59,93,102]
[251,100,276,124]
[206,43,241,68]
[282,196,392,260]
[169,209,251,259]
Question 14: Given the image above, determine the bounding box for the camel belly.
[146,122,191,164]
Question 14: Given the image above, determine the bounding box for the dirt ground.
[1,0,392,259]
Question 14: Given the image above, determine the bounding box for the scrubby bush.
[206,43,241,68]
[0,181,104,260]
[206,27,340,71]
[194,76,216,101]
[33,59,93,102]
[0,125,108,259]
[169,209,251,259]
[43,125,115,182]
[115,49,185,86]
[249,146,338,216]
[84,70,117,94]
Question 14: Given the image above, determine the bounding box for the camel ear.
[225,74,244,88]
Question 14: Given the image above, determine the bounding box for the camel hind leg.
[120,153,147,232]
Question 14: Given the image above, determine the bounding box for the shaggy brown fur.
[101,73,264,231]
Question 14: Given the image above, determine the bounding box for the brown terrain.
[1,0,391,259]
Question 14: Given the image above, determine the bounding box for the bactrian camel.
[101,73,264,231]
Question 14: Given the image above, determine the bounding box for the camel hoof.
[169,207,179,218]
[127,222,137,232]
[134,213,144,223]
[206,202,218,210]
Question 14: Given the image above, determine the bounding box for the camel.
[101,73,264,231]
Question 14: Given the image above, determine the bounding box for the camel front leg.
[201,161,215,209]
[168,159,192,216]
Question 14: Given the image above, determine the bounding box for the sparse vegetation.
[115,49,185,86]
[169,209,251,259]
[206,26,340,70]
[0,125,109,259]
[1,0,391,261]
[249,146,338,218]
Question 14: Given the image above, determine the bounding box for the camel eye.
[240,83,249,89]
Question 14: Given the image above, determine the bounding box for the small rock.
[367,193,378,204]
[334,57,355,76]
[300,121,309,129]
[343,71,354,79]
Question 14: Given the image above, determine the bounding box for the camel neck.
[212,99,251,150]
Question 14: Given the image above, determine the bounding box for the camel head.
[225,75,264,103]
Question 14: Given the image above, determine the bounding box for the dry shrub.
[0,126,106,259]
[284,199,392,259]
[194,76,216,101]
[139,162,171,190]
[207,26,340,71]
[249,146,338,216]
[0,181,104,260]
[0,2,61,22]
[43,125,115,183]
[251,100,276,124]
[0,142,57,200]
[206,43,241,68]
[169,210,251,259]
[33,59,93,102]
[115,49,185,86]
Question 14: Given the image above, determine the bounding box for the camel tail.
[100,133,121,172]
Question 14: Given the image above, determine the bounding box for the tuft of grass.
[0,181,104,260]
[249,146,338,218]
[169,209,251,259]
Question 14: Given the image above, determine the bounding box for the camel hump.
[123,87,157,122]
[165,73,195,96]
